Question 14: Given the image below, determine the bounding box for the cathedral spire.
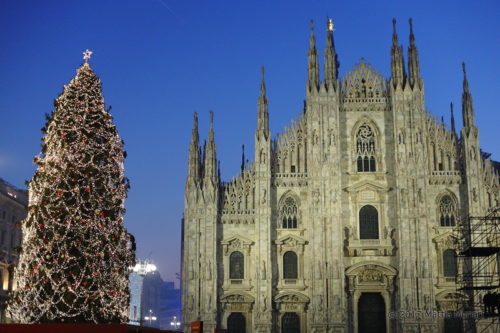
[307,19,320,94]
[204,111,218,183]
[257,66,269,140]
[187,112,201,184]
[390,18,406,88]
[461,62,476,131]
[450,102,456,134]
[324,17,339,91]
[407,18,422,90]
[241,144,245,174]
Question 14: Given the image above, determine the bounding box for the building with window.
[0,178,27,323]
[181,19,500,333]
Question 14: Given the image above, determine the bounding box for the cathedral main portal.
[358,293,387,333]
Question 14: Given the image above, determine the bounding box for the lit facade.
[0,178,27,323]
[181,19,500,333]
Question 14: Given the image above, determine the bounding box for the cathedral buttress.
[306,20,320,96]
[324,18,339,92]
[182,113,205,329]
[390,19,436,331]
[390,18,406,90]
[407,18,422,91]
[253,67,273,329]
[460,63,484,216]
[450,102,457,135]
[201,111,219,330]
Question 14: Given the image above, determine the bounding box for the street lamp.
[144,309,157,326]
[170,316,181,329]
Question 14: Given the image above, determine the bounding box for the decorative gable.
[221,234,254,255]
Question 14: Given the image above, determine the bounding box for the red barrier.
[0,324,181,333]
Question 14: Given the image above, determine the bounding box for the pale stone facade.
[0,178,27,322]
[181,19,500,333]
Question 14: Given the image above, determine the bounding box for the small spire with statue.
[327,18,335,32]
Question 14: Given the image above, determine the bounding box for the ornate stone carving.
[341,58,387,100]
[260,260,266,280]
[221,235,254,256]
[359,269,383,282]
[206,260,212,280]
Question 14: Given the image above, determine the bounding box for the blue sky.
[1,0,499,286]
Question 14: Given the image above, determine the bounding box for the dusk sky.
[1,0,499,286]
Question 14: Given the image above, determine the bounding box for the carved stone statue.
[331,259,339,279]
[316,260,323,279]
[422,260,429,278]
[316,295,323,311]
[260,260,266,280]
[333,295,340,311]
[261,189,267,204]
[189,261,194,280]
[424,294,431,310]
[403,259,409,278]
[405,294,412,309]
[206,260,212,280]
[206,294,211,311]
[189,295,194,311]
[261,295,267,312]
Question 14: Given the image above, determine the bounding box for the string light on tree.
[8,51,135,323]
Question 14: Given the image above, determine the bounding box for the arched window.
[283,251,298,279]
[230,251,244,279]
[439,195,457,227]
[356,124,376,172]
[359,205,379,239]
[280,196,298,229]
[443,249,457,277]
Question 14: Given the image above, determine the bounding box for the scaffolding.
[455,207,500,333]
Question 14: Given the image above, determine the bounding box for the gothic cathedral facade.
[181,19,500,333]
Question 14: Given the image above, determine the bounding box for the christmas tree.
[8,50,135,323]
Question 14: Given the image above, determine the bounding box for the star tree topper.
[83,49,93,63]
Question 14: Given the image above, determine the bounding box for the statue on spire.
[327,18,334,32]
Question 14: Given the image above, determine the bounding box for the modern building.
[129,260,162,328]
[0,178,27,323]
[181,18,500,333]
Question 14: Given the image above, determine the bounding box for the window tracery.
[280,196,298,229]
[356,125,376,172]
[439,195,457,227]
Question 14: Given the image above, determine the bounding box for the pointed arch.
[279,191,300,229]
[352,117,381,173]
[436,191,458,227]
